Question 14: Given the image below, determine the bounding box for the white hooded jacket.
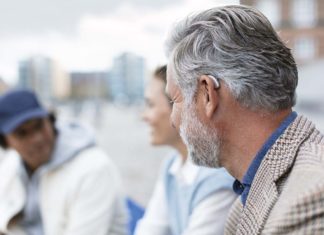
[0,121,127,235]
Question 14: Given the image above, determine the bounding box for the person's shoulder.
[190,167,235,209]
[0,150,21,187]
[197,167,234,185]
[190,167,235,198]
[286,120,324,175]
[0,150,20,170]
[80,145,114,162]
[280,139,324,197]
[66,146,118,173]
[52,146,123,189]
[295,132,324,170]
[266,154,324,233]
[162,151,179,171]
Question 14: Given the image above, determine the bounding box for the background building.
[109,52,145,103]
[241,0,324,65]
[18,56,70,103]
[241,0,324,132]
[70,72,109,100]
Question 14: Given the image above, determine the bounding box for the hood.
[46,120,96,170]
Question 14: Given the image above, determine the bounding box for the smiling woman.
[142,65,181,148]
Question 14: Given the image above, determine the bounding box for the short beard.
[179,100,221,168]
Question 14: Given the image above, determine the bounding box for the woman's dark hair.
[153,65,167,84]
[0,112,57,149]
[153,65,173,105]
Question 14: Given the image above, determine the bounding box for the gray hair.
[165,5,298,111]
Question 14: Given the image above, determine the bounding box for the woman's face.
[142,77,180,146]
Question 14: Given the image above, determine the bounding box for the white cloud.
[0,0,239,85]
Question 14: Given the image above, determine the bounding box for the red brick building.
[241,0,324,65]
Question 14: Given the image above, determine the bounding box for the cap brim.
[1,108,48,134]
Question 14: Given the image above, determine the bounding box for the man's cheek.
[169,108,178,130]
[174,105,183,131]
[170,111,177,129]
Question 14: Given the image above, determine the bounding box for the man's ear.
[198,75,219,119]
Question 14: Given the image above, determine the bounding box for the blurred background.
[0,0,323,206]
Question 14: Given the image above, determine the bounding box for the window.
[292,0,317,28]
[294,37,316,61]
[256,0,281,28]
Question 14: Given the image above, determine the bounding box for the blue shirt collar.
[233,111,297,205]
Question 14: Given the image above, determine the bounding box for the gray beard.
[179,102,221,168]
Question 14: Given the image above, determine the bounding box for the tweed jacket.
[225,115,324,235]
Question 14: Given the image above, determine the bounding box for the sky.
[0,0,239,84]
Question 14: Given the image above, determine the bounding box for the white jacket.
[0,122,127,235]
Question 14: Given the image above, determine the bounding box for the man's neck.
[221,108,292,181]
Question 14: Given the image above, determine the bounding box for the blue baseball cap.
[0,89,48,134]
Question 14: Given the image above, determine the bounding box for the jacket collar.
[236,115,315,234]
[169,155,200,185]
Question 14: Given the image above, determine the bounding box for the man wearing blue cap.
[0,89,127,235]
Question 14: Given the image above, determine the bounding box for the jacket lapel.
[236,116,315,235]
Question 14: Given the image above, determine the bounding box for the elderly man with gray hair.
[165,5,324,235]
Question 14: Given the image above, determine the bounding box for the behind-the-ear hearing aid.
[207,75,220,89]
